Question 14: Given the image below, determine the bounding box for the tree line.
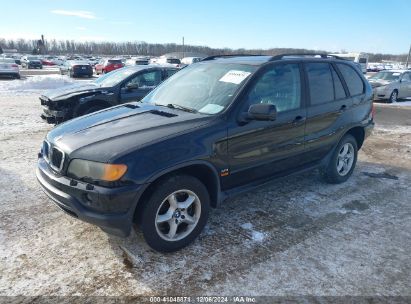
[0,37,408,62]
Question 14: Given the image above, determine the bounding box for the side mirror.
[247,103,277,121]
[126,83,139,91]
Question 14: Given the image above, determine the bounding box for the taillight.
[12,64,18,67]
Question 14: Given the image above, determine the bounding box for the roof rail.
[201,54,264,61]
[269,53,347,61]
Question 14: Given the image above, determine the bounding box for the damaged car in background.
[368,70,411,103]
[40,65,179,123]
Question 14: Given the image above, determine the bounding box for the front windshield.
[142,63,257,115]
[93,68,135,87]
[369,71,401,81]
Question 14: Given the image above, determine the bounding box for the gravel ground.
[0,89,410,297]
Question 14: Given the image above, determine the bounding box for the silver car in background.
[0,58,21,79]
[369,70,411,103]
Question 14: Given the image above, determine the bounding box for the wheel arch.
[74,99,113,117]
[345,126,365,149]
[133,161,221,223]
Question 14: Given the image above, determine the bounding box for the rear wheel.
[388,90,398,103]
[140,175,210,252]
[321,134,358,184]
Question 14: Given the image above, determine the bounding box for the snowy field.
[0,75,410,297]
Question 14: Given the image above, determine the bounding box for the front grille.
[43,141,65,171]
[51,148,64,170]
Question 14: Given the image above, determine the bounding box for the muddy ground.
[0,93,410,297]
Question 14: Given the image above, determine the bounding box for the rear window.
[108,60,122,64]
[167,58,181,64]
[306,63,334,105]
[337,64,364,96]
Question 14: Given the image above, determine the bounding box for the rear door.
[225,62,307,189]
[120,69,162,103]
[303,62,353,162]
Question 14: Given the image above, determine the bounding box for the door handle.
[339,105,347,112]
[292,116,306,125]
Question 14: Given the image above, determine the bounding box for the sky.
[0,0,410,54]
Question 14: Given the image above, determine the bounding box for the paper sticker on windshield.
[219,70,251,84]
[392,73,401,76]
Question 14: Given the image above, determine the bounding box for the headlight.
[67,159,127,182]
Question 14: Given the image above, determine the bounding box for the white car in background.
[369,70,411,103]
[181,57,202,65]
[153,57,181,67]
[0,58,21,79]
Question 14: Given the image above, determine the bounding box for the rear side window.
[336,64,364,96]
[331,66,346,100]
[306,63,334,105]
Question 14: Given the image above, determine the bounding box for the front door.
[225,63,307,189]
[399,72,411,98]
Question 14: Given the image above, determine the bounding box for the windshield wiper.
[155,103,197,113]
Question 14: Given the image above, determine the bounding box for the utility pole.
[406,44,411,68]
[182,36,185,59]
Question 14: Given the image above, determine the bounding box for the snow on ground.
[0,86,410,296]
[0,75,77,95]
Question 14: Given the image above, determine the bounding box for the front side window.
[143,63,257,115]
[306,63,334,105]
[245,63,301,112]
[165,68,178,78]
[125,70,162,89]
[337,63,364,96]
[402,73,411,81]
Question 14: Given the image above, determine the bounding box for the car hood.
[42,82,102,100]
[368,79,392,88]
[46,103,212,162]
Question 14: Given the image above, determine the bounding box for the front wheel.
[140,175,210,252]
[321,134,358,184]
[388,90,398,103]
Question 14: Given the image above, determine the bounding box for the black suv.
[36,54,374,252]
[40,65,179,123]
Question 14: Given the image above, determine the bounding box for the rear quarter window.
[336,63,364,96]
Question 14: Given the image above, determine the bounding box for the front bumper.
[0,71,20,78]
[40,96,70,124]
[372,87,390,100]
[36,157,144,237]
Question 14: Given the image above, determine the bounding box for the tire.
[15,74,21,79]
[388,90,398,103]
[321,134,358,184]
[140,175,210,252]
